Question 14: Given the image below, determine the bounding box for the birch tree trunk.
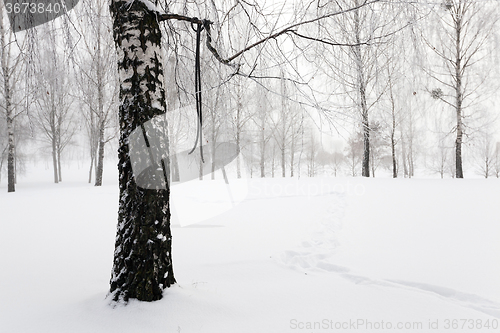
[6,109,14,192]
[453,11,464,179]
[235,105,242,179]
[51,126,58,184]
[95,28,105,186]
[388,75,397,178]
[57,140,62,182]
[88,108,97,183]
[109,0,175,302]
[95,119,105,186]
[1,4,15,193]
[260,126,266,178]
[352,3,370,178]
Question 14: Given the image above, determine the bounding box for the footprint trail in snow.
[278,192,348,273]
[276,191,500,319]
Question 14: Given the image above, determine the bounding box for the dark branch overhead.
[157,0,382,68]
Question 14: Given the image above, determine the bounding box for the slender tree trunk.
[199,153,203,180]
[171,152,179,182]
[297,116,304,178]
[1,10,15,193]
[351,147,356,177]
[211,135,216,180]
[309,157,312,177]
[439,143,445,178]
[56,119,62,183]
[290,132,295,177]
[353,4,370,177]
[250,144,254,178]
[51,133,58,184]
[5,93,15,192]
[361,111,370,177]
[236,143,241,178]
[390,108,397,179]
[281,146,285,177]
[387,71,397,178]
[280,74,287,178]
[235,130,241,179]
[408,130,414,178]
[88,155,95,183]
[236,102,242,179]
[14,151,16,184]
[87,109,97,183]
[109,0,175,302]
[371,156,375,178]
[454,16,464,179]
[171,153,179,182]
[260,130,265,178]
[271,145,275,178]
[484,156,489,178]
[391,132,397,178]
[95,121,105,186]
[95,21,106,186]
[57,144,62,182]
[6,112,15,192]
[401,131,408,178]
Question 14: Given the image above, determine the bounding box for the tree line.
[1,0,499,194]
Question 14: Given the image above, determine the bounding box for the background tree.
[474,130,495,178]
[75,0,119,185]
[0,3,27,192]
[253,79,274,178]
[494,142,500,178]
[368,121,385,177]
[33,30,76,184]
[424,0,499,178]
[345,129,363,176]
[271,73,294,178]
[228,76,254,178]
[310,0,401,177]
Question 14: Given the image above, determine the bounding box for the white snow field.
[1,166,499,333]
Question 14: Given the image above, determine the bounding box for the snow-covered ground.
[1,164,499,333]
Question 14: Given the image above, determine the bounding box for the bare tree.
[474,128,496,178]
[380,43,416,179]
[271,73,294,178]
[75,0,119,185]
[494,142,500,178]
[307,0,403,177]
[425,0,499,178]
[289,105,305,177]
[205,77,227,180]
[33,30,76,183]
[228,76,254,178]
[253,80,273,178]
[345,129,363,176]
[0,3,27,192]
[429,116,454,179]
[305,126,319,177]
[387,72,399,178]
[368,121,385,177]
